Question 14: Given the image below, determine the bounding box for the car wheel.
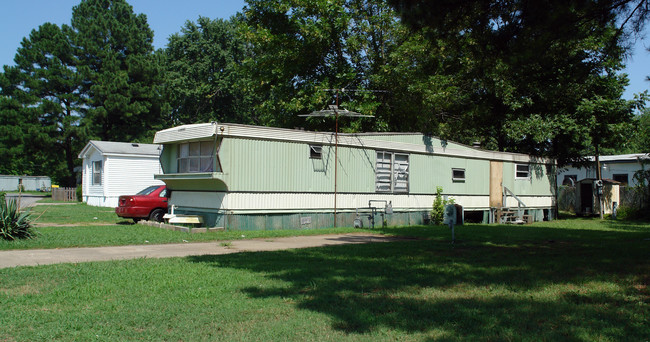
[149,208,165,222]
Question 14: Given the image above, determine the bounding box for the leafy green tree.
[165,16,256,125]
[0,23,86,186]
[239,0,405,131]
[621,106,650,153]
[71,0,166,142]
[388,0,647,164]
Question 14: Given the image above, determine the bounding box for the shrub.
[0,197,34,240]
[431,186,454,225]
[615,205,633,220]
[76,185,83,202]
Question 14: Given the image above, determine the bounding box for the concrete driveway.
[4,193,47,209]
[0,233,409,269]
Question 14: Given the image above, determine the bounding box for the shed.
[78,140,163,207]
[152,123,557,230]
[575,178,620,216]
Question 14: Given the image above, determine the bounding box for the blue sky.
[1,0,648,100]
[0,0,246,62]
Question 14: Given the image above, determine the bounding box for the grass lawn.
[0,210,648,341]
[0,203,363,250]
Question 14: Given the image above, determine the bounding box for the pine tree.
[71,0,166,142]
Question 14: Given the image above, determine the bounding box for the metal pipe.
[334,90,339,228]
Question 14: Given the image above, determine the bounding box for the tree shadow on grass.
[188,229,649,340]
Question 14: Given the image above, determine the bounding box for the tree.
[388,0,648,164]
[71,0,166,142]
[0,0,166,185]
[239,0,405,131]
[621,107,650,153]
[0,23,86,186]
[164,16,256,125]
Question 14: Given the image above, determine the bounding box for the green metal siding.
[221,138,331,192]
[161,135,553,197]
[502,162,554,196]
[410,154,490,195]
[217,136,496,195]
[219,138,377,193]
[160,144,178,173]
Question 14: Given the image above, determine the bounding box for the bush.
[431,186,454,225]
[76,185,83,202]
[0,197,34,240]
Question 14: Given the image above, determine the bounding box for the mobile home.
[153,123,556,230]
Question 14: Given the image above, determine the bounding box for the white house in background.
[78,140,164,207]
[558,153,649,187]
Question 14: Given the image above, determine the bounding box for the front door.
[580,183,593,213]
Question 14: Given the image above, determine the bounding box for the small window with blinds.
[375,151,409,193]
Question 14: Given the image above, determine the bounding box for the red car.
[115,185,168,223]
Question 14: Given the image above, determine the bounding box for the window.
[376,151,392,192]
[393,154,409,192]
[612,174,629,185]
[376,151,409,193]
[562,175,577,186]
[309,145,322,159]
[515,164,530,179]
[92,161,102,185]
[452,168,466,182]
[136,185,160,195]
[177,141,214,173]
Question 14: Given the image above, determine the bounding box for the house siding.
[79,141,163,207]
[83,148,105,203]
[103,155,163,206]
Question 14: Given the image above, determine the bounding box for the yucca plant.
[0,196,34,240]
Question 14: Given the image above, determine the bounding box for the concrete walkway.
[0,233,406,269]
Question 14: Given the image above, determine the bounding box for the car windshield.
[136,186,160,196]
